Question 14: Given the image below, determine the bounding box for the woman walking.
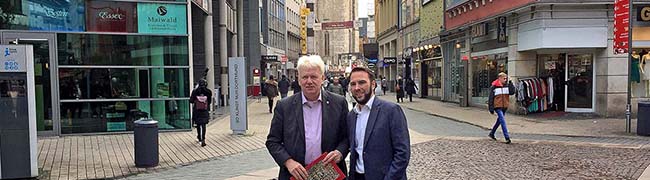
[396,76,405,103]
[190,79,212,147]
[265,75,280,113]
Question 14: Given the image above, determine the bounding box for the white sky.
[358,0,373,18]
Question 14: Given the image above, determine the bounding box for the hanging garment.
[547,77,554,105]
[632,56,641,82]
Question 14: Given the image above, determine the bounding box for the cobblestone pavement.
[123,104,650,179]
[125,149,274,180]
[407,139,650,180]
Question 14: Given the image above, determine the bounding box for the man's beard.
[354,89,373,105]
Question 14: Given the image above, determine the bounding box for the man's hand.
[285,159,308,180]
[322,150,343,164]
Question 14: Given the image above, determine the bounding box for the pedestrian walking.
[266,55,349,180]
[327,77,345,96]
[405,78,418,102]
[265,75,280,113]
[488,72,516,144]
[278,75,290,99]
[395,76,405,103]
[189,79,212,147]
[347,67,410,180]
[381,76,387,95]
[291,78,301,94]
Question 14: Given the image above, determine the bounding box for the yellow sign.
[300,8,309,54]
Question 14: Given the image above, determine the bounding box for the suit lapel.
[293,93,306,163]
[320,91,331,150]
[363,99,380,149]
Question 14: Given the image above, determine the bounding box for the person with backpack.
[265,75,280,113]
[190,79,212,147]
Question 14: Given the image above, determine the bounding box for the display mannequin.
[631,51,641,97]
[642,51,650,97]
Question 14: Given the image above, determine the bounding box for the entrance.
[565,54,595,112]
[1,32,59,135]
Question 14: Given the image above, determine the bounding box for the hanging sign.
[613,0,630,54]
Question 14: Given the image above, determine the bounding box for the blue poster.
[28,0,85,31]
[137,3,187,34]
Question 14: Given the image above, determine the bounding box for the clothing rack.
[516,77,555,114]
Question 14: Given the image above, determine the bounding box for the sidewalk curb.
[419,136,648,149]
[396,98,650,141]
[640,163,650,180]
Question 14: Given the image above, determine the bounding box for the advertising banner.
[614,0,630,54]
[137,3,187,34]
[86,1,137,33]
[229,57,248,135]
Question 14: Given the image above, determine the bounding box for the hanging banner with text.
[137,3,187,35]
[613,0,630,54]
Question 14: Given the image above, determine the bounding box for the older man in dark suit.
[266,55,349,180]
[347,67,411,180]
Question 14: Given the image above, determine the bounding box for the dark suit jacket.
[348,98,410,180]
[266,91,350,180]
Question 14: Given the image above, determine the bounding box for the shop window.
[60,100,191,134]
[471,53,507,104]
[59,68,190,100]
[57,34,189,66]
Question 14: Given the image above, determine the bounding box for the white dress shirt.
[353,95,375,173]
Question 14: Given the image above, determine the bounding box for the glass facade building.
[0,0,192,135]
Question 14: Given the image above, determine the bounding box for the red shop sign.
[86,1,137,33]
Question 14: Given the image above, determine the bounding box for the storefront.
[441,30,467,104]
[470,52,507,105]
[416,45,442,99]
[632,5,650,100]
[1,0,192,135]
[513,3,610,115]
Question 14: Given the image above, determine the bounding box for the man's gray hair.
[297,55,325,75]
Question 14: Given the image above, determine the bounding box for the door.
[2,32,59,136]
[565,54,595,112]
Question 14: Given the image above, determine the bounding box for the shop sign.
[383,57,397,64]
[613,0,630,54]
[497,17,507,43]
[86,1,137,33]
[637,6,650,22]
[471,23,487,37]
[28,0,85,31]
[321,21,354,30]
[261,55,279,62]
[1,46,27,72]
[137,3,187,34]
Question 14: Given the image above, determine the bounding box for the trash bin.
[134,118,159,167]
[638,101,650,136]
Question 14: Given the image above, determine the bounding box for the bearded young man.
[346,67,411,180]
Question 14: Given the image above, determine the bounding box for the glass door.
[2,32,59,136]
[565,54,595,112]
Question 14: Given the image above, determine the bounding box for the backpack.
[195,95,208,110]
